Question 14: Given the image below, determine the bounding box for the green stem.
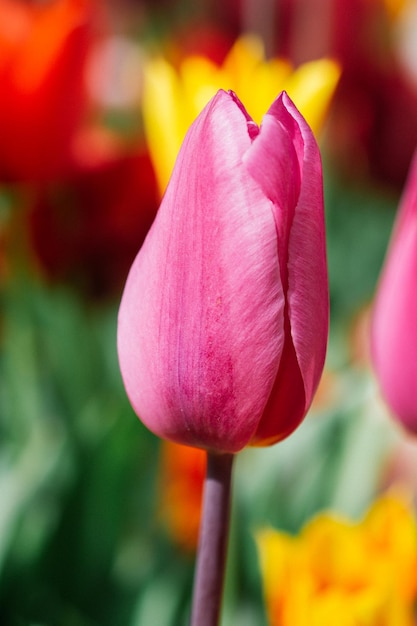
[190,452,235,626]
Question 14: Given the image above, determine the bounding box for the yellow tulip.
[256,491,417,626]
[142,35,340,195]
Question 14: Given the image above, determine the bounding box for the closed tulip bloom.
[371,152,417,433]
[118,89,328,454]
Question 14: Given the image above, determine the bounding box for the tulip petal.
[118,90,285,453]
[283,94,328,407]
[244,92,328,443]
[371,153,417,431]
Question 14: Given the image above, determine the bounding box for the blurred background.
[1,0,417,624]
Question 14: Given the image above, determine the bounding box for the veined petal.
[118,90,285,453]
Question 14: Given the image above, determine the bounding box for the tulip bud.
[371,151,417,433]
[118,89,328,453]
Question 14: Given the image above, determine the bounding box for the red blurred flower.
[0,0,97,183]
[163,21,235,68]
[29,128,159,297]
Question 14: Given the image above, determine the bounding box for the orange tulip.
[158,441,206,552]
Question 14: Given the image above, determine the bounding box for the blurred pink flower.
[118,89,328,453]
[371,151,417,432]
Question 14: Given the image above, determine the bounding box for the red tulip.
[118,89,328,454]
[29,130,159,298]
[371,151,417,433]
[164,21,235,67]
[0,0,95,183]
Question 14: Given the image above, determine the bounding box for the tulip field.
[1,1,417,625]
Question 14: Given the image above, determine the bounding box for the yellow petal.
[221,35,293,124]
[256,528,302,626]
[256,494,417,626]
[245,58,293,124]
[180,56,226,118]
[284,58,341,135]
[302,513,368,590]
[142,56,189,195]
[363,490,417,602]
[221,34,266,88]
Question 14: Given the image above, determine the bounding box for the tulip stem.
[190,451,235,626]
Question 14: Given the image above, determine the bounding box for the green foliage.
[324,171,398,320]
[0,170,405,624]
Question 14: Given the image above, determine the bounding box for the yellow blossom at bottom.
[256,491,417,626]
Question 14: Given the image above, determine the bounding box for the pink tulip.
[371,151,417,432]
[117,89,328,454]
